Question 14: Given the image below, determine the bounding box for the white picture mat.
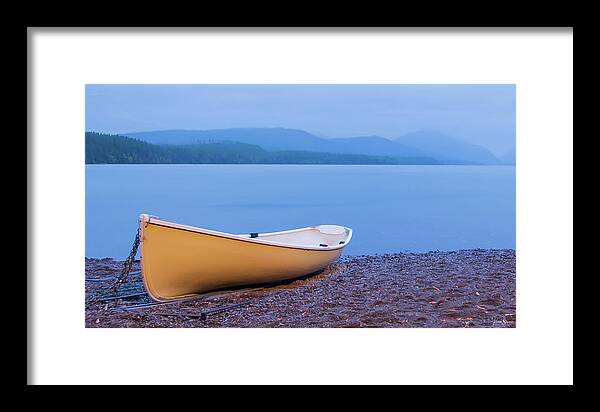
[29,29,573,385]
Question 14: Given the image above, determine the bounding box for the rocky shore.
[85,249,515,328]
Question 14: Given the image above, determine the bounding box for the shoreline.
[85,249,515,328]
[86,163,515,166]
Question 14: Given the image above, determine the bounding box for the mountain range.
[85,132,438,165]
[122,128,513,165]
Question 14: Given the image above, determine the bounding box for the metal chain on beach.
[110,227,141,295]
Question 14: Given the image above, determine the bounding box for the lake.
[85,164,515,259]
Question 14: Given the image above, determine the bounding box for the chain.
[110,227,141,295]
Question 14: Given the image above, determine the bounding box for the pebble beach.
[85,249,515,328]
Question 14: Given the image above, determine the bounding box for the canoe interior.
[240,224,351,248]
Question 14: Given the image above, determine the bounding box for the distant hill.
[395,131,502,165]
[325,135,434,159]
[123,127,500,165]
[499,147,516,165]
[85,132,440,165]
[123,128,325,150]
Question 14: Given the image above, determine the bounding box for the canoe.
[138,214,353,301]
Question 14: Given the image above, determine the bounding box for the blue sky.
[86,84,515,156]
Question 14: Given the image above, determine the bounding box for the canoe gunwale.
[140,214,353,252]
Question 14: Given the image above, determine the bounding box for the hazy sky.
[86,84,515,156]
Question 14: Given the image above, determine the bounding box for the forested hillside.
[85,132,438,165]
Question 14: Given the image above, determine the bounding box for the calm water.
[85,164,515,258]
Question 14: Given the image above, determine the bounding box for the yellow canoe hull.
[139,215,352,301]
